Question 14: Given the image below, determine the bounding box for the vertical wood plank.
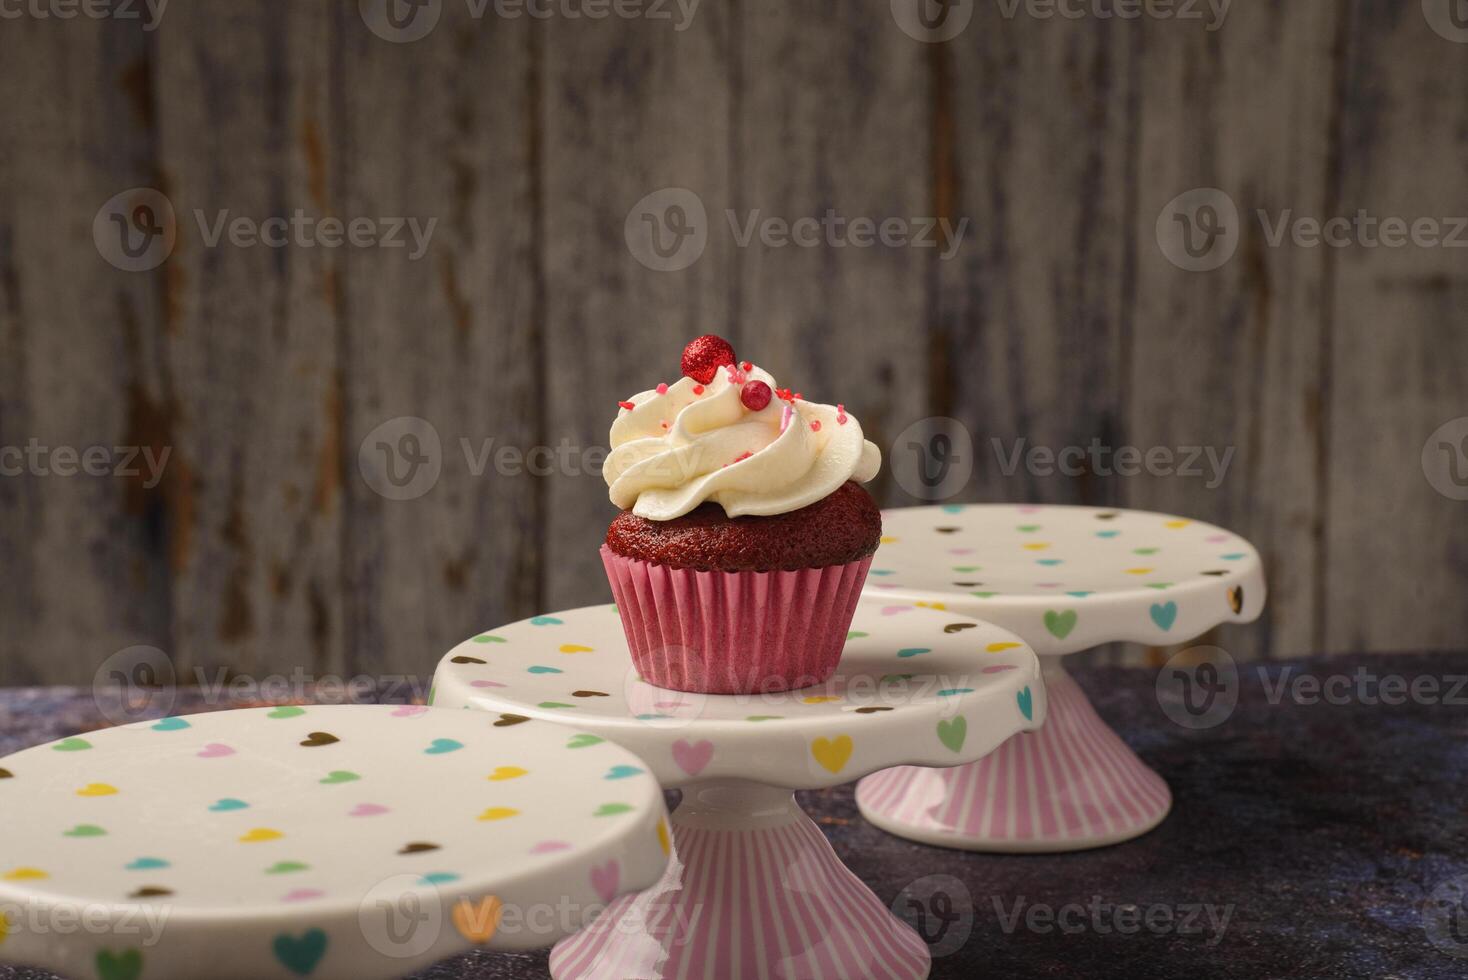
[1323,2,1468,652]
[153,2,345,681]
[339,2,539,680]
[935,7,1135,508]
[540,9,734,610]
[0,16,169,685]
[736,0,929,503]
[1128,2,1341,659]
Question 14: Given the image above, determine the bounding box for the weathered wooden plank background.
[1,0,1465,685]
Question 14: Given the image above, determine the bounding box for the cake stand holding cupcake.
[432,603,1046,980]
[855,503,1266,852]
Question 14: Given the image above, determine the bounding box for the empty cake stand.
[432,603,1045,980]
[0,705,669,980]
[856,504,1265,852]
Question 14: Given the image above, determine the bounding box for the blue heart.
[937,688,975,697]
[1095,530,1120,538]
[151,717,190,732]
[869,569,895,576]
[941,504,964,513]
[420,872,460,885]
[604,765,644,780]
[1221,553,1245,560]
[527,665,563,674]
[634,713,671,721]
[530,616,563,626]
[1036,559,1063,566]
[425,739,464,755]
[126,857,169,871]
[209,798,249,812]
[1016,686,1034,721]
[897,648,931,659]
[1066,591,1093,598]
[273,928,328,976]
[1150,602,1179,631]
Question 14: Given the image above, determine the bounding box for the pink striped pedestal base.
[856,667,1171,852]
[550,780,930,980]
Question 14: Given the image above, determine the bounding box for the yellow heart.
[559,644,593,654]
[801,696,841,704]
[879,536,899,544]
[2,868,47,882]
[239,828,283,843]
[811,736,853,774]
[477,807,520,822]
[452,895,504,944]
[1165,520,1190,529]
[986,642,1021,652]
[487,767,528,781]
[656,819,671,857]
[0,909,8,945]
[1125,568,1154,575]
[1022,543,1051,551]
[915,601,946,610]
[77,783,119,797]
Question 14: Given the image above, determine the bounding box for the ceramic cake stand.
[432,603,1045,980]
[0,705,669,980]
[856,504,1265,852]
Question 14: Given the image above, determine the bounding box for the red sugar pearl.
[810,420,822,432]
[740,380,773,411]
[618,400,636,411]
[656,383,669,395]
[692,384,705,396]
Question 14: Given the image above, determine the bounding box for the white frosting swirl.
[604,363,881,520]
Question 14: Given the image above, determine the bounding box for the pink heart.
[470,680,506,689]
[590,859,620,903]
[1206,534,1229,543]
[1018,505,1042,513]
[283,889,325,903]
[198,743,235,758]
[949,548,974,555]
[881,605,912,616]
[350,803,390,817]
[873,583,901,590]
[672,738,714,777]
[1035,582,1060,588]
[391,705,428,717]
[653,700,689,710]
[981,664,1017,674]
[531,840,571,854]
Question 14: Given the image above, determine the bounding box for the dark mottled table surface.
[2,653,1465,980]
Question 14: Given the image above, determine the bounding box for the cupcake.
[600,334,882,694]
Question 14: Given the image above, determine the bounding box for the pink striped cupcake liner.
[856,668,1172,851]
[601,545,873,695]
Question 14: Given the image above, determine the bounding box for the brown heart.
[1228,586,1244,614]
[572,690,610,698]
[1201,570,1228,576]
[130,887,173,899]
[952,582,982,588]
[0,768,12,779]
[935,527,960,534]
[855,706,894,714]
[1096,512,1119,520]
[451,656,487,665]
[399,842,440,855]
[300,732,340,748]
[494,714,530,727]
[943,623,978,634]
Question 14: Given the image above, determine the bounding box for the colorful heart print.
[937,717,967,753]
[273,928,328,976]
[811,736,854,774]
[671,739,714,777]
[1044,609,1078,639]
[94,949,143,980]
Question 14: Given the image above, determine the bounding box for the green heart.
[472,634,507,643]
[594,803,634,817]
[53,737,92,752]
[95,949,143,980]
[937,717,967,753]
[1017,524,1041,532]
[566,734,604,749]
[953,566,981,573]
[846,631,869,639]
[273,928,328,976]
[266,861,310,875]
[319,770,360,784]
[268,706,306,719]
[745,715,782,722]
[1133,547,1160,555]
[538,701,575,709]
[64,824,106,838]
[972,591,998,598]
[1044,609,1078,639]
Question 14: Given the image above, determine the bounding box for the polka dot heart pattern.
[864,504,1266,655]
[0,706,668,980]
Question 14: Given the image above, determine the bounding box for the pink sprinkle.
[810,420,822,432]
[740,361,753,372]
[780,405,793,433]
[617,400,635,411]
[836,403,848,425]
[656,383,668,395]
[692,384,705,396]
[660,420,669,429]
